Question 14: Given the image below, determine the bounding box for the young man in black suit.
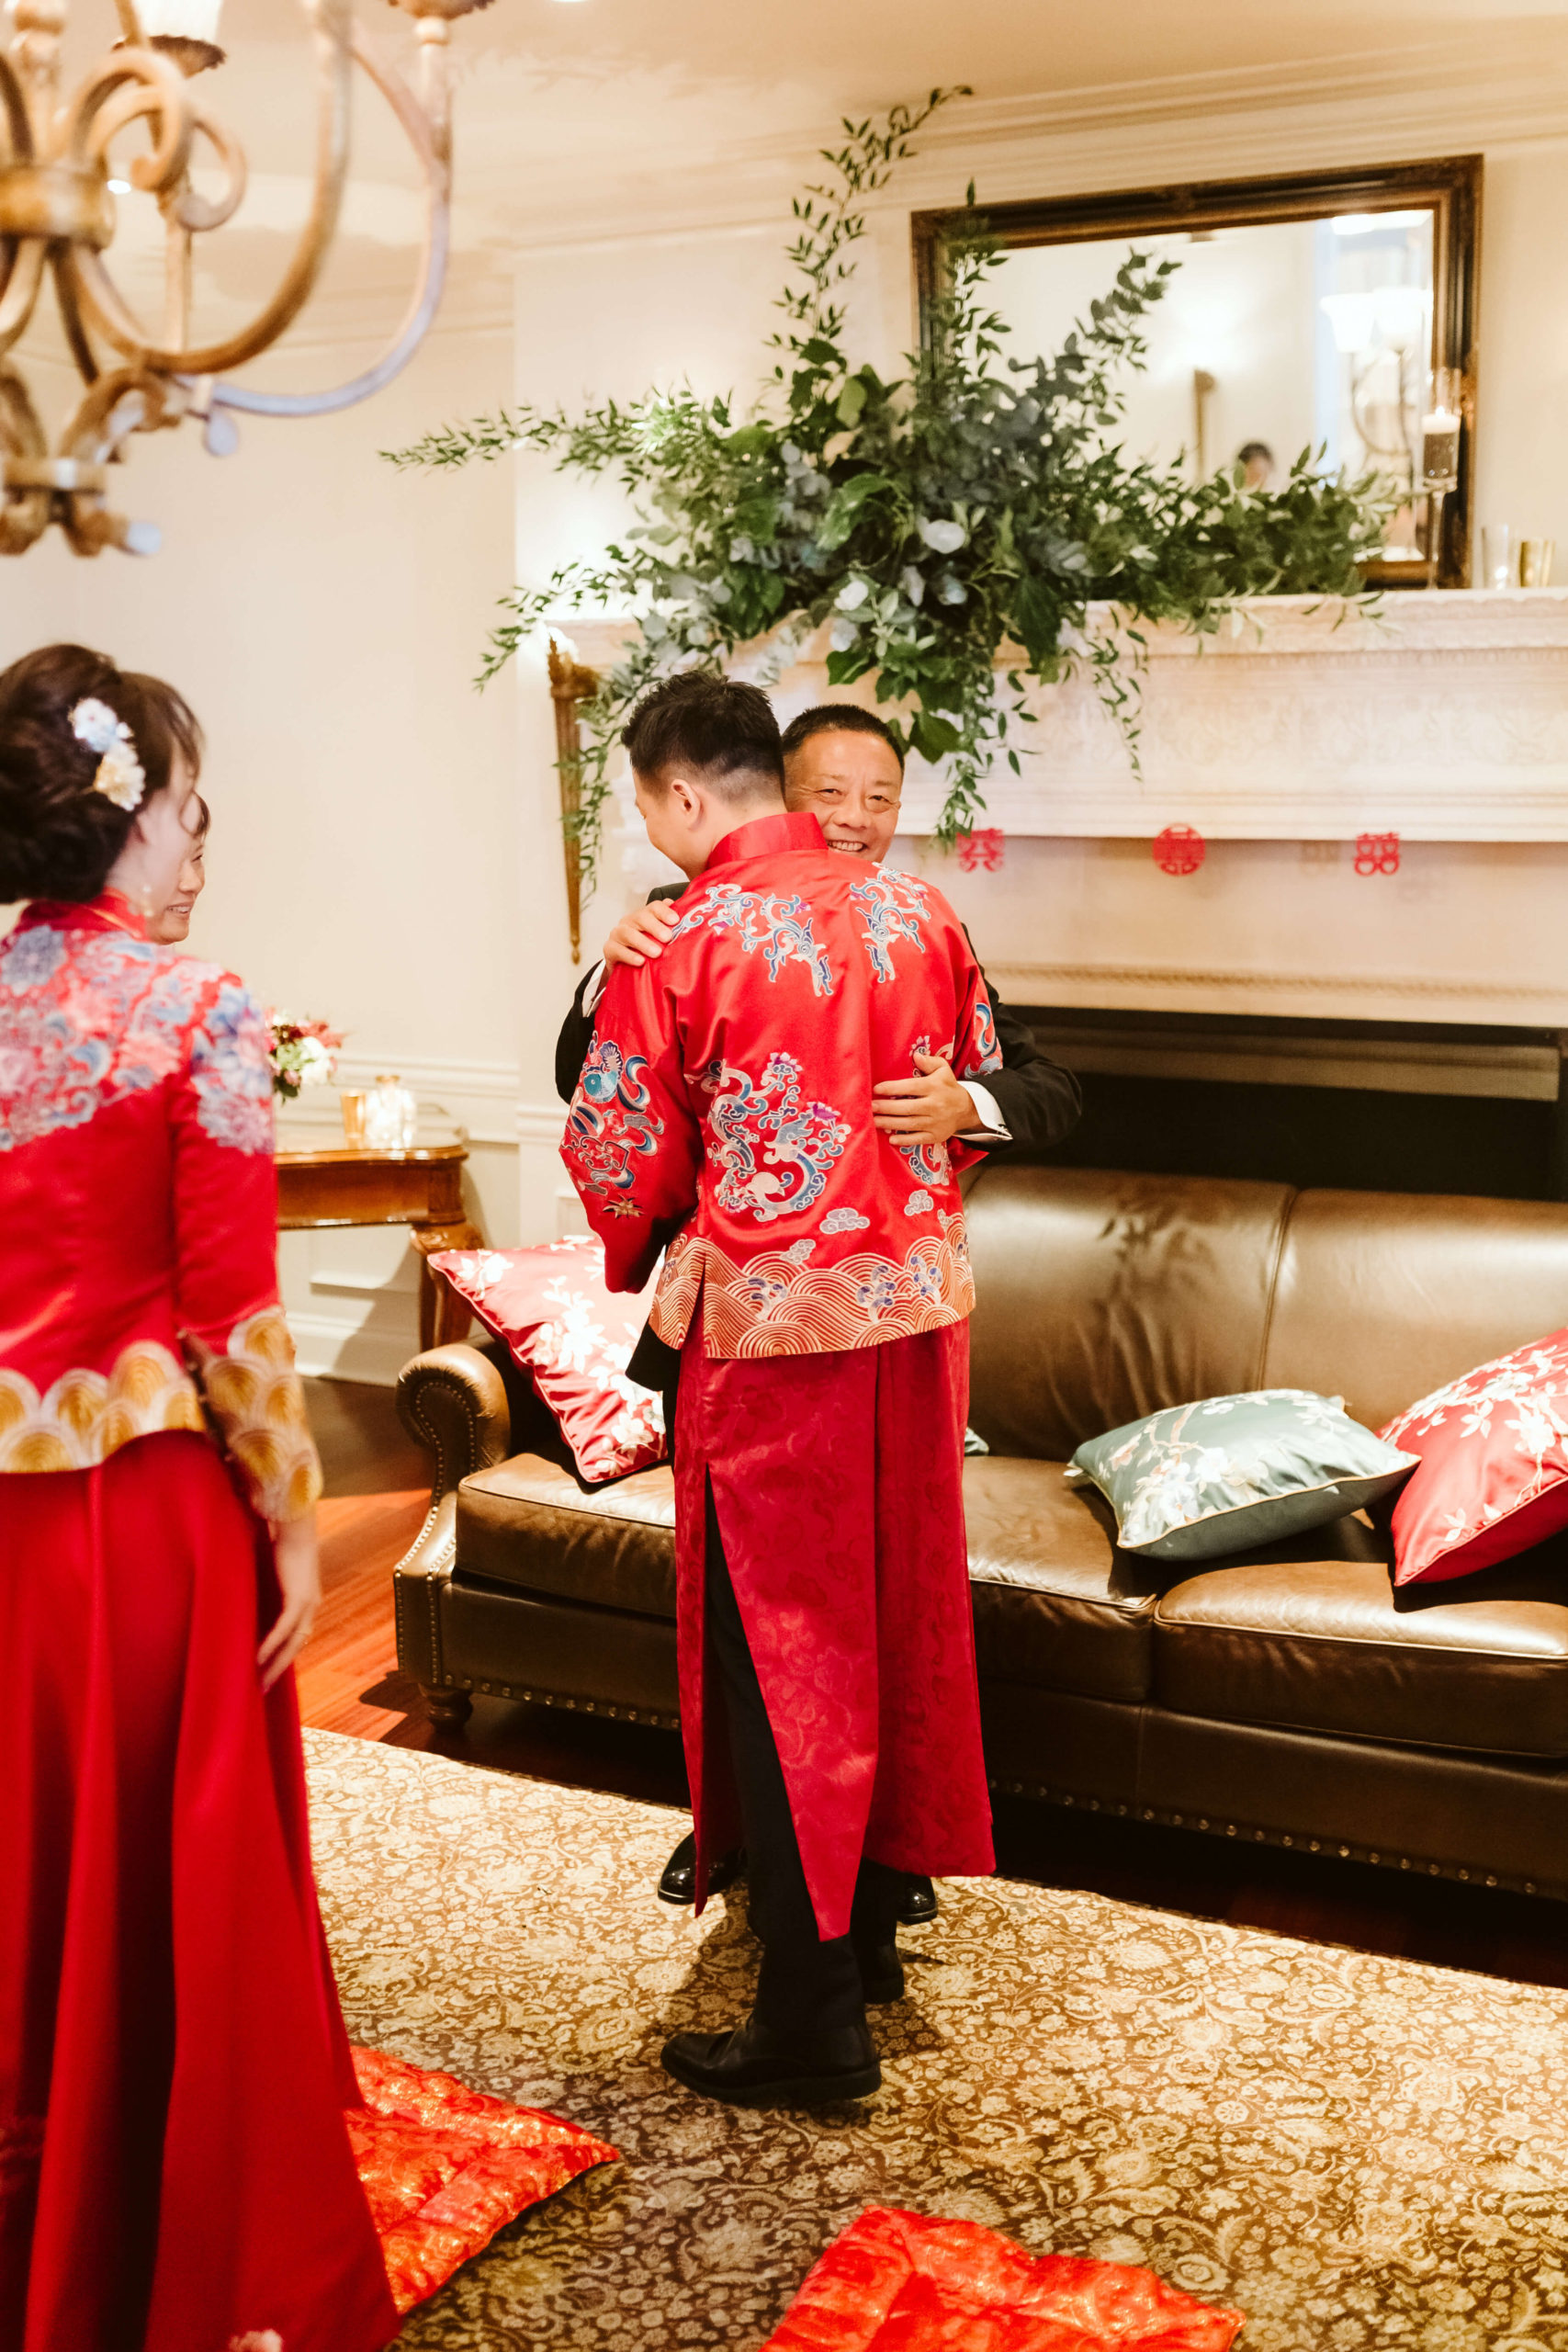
[554,702,1083,1913]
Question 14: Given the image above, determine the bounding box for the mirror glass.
[985,209,1437,566]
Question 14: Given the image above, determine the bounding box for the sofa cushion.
[964,1458,1163,1702]
[432,1237,665,1484]
[1153,1533,1568,1758]
[1259,1189,1568,1435]
[1068,1388,1415,1561]
[964,1165,1293,1462]
[456,1455,676,1619]
[456,1451,1167,1704]
[1378,1329,1568,1588]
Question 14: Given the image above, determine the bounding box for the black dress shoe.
[855,1940,906,2005]
[898,1873,938,1927]
[657,1831,746,1905]
[660,2014,880,2107]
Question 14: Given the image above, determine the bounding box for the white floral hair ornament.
[70,696,145,813]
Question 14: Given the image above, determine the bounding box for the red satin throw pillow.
[1379,1329,1568,1586]
[430,1236,665,1485]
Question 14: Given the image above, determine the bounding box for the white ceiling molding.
[496,32,1568,256]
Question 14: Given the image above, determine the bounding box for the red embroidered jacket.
[0,893,321,1520]
[561,809,1001,1359]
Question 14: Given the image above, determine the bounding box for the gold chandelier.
[0,0,485,555]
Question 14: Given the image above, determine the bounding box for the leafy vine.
[389,88,1395,890]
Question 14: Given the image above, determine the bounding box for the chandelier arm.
[51,248,101,383]
[173,107,247,235]
[198,19,448,422]
[0,364,50,554]
[0,239,46,358]
[62,0,352,378]
[0,50,33,162]
[201,204,448,420]
[62,50,193,197]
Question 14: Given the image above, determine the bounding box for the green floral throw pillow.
[1067,1390,1418,1563]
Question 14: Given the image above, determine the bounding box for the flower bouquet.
[267,1013,344,1102]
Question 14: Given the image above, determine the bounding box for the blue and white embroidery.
[850,872,930,983]
[908,1255,945,1306]
[189,983,274,1155]
[962,992,1002,1078]
[2,924,65,993]
[668,885,834,997]
[565,1035,665,1206]
[904,1188,934,1216]
[0,926,205,1153]
[856,1265,900,1317]
[820,1206,870,1236]
[697,1051,849,1224]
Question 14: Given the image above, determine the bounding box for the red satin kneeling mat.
[347,2048,619,2315]
[762,2207,1245,2351]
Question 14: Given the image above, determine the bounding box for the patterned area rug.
[304,1730,1568,2351]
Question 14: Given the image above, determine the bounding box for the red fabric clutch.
[762,2208,1245,2350]
[430,1235,666,1483]
[1378,1329,1568,1586]
[347,2046,617,2314]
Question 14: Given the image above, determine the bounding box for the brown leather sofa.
[392,1165,1568,1901]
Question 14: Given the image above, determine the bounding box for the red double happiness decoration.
[1153,824,1205,876]
[956,827,1006,873]
[1354,831,1401,876]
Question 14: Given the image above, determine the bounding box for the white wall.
[2,311,524,1383]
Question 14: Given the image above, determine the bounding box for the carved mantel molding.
[568,592,1568,846]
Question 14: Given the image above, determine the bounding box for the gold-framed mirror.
[912,156,1482,589]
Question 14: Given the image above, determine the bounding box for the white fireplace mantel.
[569,591,1568,844]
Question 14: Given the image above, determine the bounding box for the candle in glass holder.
[1422,406,1461,486]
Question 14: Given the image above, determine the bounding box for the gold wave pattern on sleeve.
[0,1343,207,1474]
[649,1216,975,1360]
[184,1306,323,1522]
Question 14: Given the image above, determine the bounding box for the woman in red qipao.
[0,646,400,2352]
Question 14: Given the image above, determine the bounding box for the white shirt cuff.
[958,1079,1010,1144]
[582,959,608,1015]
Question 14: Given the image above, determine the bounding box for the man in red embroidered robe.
[562,673,997,2106]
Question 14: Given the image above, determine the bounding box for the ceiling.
[28,0,1568,380]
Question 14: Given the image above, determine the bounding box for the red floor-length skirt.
[676,1317,995,1943]
[0,1430,399,2352]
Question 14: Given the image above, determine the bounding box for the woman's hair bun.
[0,642,202,904]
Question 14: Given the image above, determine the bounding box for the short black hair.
[1236,441,1274,466]
[0,642,203,903]
[622,671,784,800]
[779,703,905,770]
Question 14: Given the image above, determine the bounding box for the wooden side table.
[276,1116,483,1351]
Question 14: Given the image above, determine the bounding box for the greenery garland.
[388,88,1395,890]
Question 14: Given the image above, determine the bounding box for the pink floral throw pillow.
[1379,1329,1568,1586]
[429,1236,665,1485]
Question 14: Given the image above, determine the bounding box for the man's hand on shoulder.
[604,899,682,970]
[873,1050,981,1146]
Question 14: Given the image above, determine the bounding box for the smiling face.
[784,728,904,863]
[107,752,203,927]
[149,794,209,944]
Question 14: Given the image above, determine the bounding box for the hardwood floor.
[299,1377,1568,1992]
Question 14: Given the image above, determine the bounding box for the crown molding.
[499,34,1568,257]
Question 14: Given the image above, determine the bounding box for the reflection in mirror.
[914,162,1480,586]
[988,211,1434,565]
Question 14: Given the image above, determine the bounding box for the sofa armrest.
[392,1343,513,1701]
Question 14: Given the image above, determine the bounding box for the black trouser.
[704,1479,901,2036]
